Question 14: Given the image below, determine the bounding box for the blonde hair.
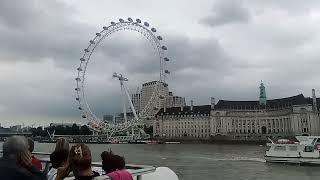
[3,136,32,167]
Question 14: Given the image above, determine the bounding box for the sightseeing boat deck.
[1,151,179,180]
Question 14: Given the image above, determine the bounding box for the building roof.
[215,94,310,110]
[306,97,320,108]
[156,105,211,116]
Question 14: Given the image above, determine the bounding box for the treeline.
[30,124,92,137]
[29,124,153,137]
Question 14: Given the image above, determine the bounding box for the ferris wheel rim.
[75,18,170,131]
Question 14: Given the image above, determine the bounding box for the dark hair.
[55,138,69,151]
[50,149,69,169]
[101,151,125,174]
[69,144,92,171]
[27,138,34,152]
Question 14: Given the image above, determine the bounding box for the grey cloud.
[1,0,320,126]
[200,0,251,27]
[248,0,320,15]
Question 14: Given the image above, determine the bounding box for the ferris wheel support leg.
[124,85,139,121]
[120,81,128,124]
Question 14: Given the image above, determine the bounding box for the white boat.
[0,151,179,180]
[265,136,320,165]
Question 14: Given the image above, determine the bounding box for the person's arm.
[55,164,71,180]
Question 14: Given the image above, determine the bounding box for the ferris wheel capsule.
[151,28,157,32]
[76,97,80,101]
[84,49,90,52]
[103,26,108,30]
[157,36,163,40]
[111,21,116,25]
[78,107,83,110]
[75,77,81,81]
[165,70,170,74]
[119,18,124,23]
[75,87,80,91]
[128,17,133,22]
[144,22,149,27]
[136,19,141,23]
[82,115,87,118]
[77,67,83,71]
[164,57,169,61]
[80,58,85,62]
[96,33,101,36]
[161,46,167,50]
[89,40,95,44]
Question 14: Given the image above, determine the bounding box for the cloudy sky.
[1,0,320,127]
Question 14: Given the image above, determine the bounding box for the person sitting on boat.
[47,149,69,180]
[27,138,42,171]
[55,138,70,151]
[56,144,99,180]
[0,136,44,180]
[101,150,133,180]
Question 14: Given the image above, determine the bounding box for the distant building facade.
[140,81,169,115]
[153,101,212,139]
[212,93,320,140]
[166,92,186,108]
[130,81,186,119]
[131,93,141,113]
[154,83,320,141]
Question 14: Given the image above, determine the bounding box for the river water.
[2,143,320,180]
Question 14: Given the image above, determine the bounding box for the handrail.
[0,151,51,156]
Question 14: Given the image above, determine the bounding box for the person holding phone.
[56,144,99,180]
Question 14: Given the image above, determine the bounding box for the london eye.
[75,17,170,139]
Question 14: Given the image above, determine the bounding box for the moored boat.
[265,136,320,165]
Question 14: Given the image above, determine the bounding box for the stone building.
[212,93,320,140]
[154,82,320,141]
[211,84,320,140]
[153,100,212,139]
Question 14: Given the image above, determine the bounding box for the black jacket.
[0,157,45,180]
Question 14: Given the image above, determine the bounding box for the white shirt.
[47,167,57,180]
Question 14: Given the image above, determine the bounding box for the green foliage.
[144,125,153,135]
[31,124,92,137]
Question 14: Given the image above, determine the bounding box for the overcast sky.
[1,0,320,127]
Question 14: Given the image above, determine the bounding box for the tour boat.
[265,136,320,165]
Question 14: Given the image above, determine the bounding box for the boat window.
[289,146,297,151]
[304,146,314,152]
[274,146,286,151]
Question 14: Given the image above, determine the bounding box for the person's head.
[101,151,125,174]
[27,138,34,153]
[50,149,69,169]
[3,136,32,167]
[69,144,92,177]
[55,138,69,151]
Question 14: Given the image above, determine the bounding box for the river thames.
[2,143,320,180]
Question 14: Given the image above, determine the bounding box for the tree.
[144,125,153,135]
[80,125,92,135]
[71,124,80,135]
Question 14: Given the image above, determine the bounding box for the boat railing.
[1,151,156,180]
